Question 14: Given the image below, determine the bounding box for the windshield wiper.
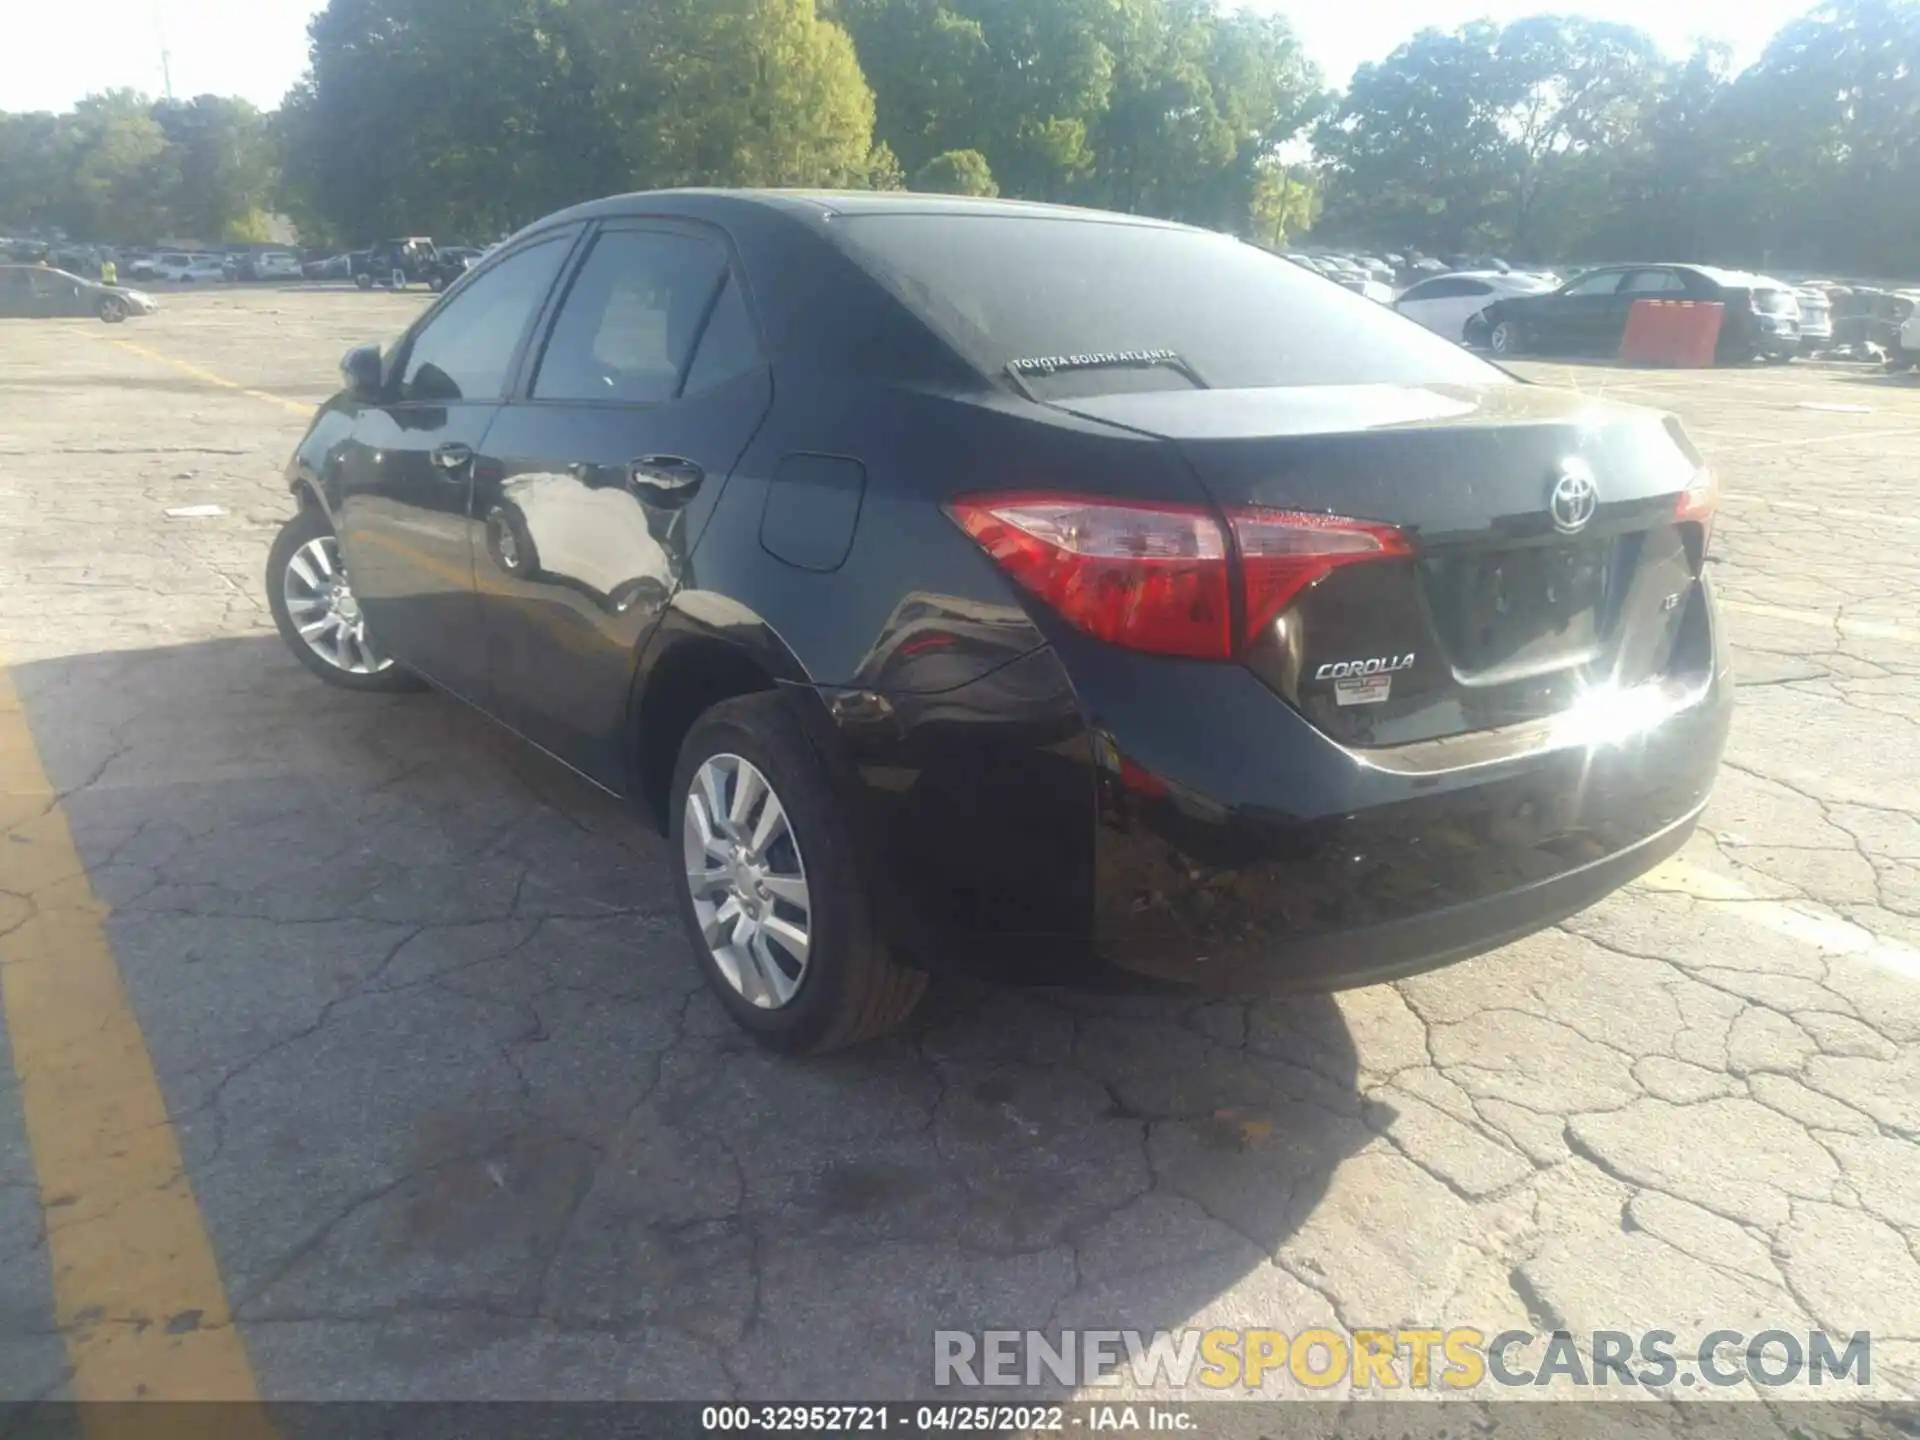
[1004,349,1210,396]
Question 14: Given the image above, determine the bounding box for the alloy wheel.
[281,535,393,675]
[683,753,812,1009]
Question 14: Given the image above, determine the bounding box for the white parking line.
[1720,493,1920,530]
[1706,427,1920,455]
[1644,858,1920,982]
[1720,599,1920,646]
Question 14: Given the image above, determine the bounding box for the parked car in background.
[232,251,303,281]
[1793,286,1833,353]
[1474,263,1803,363]
[1332,273,1395,303]
[1394,271,1557,342]
[302,253,355,281]
[1868,290,1920,358]
[150,252,230,283]
[48,245,99,274]
[1891,300,1920,369]
[0,263,157,322]
[265,190,1729,1053]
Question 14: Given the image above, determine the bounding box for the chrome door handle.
[431,442,474,475]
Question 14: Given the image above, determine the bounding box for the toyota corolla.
[267,190,1731,1053]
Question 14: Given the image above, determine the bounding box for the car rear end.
[829,213,1731,990]
[1898,301,1920,367]
[1794,287,1833,353]
[1721,274,1801,360]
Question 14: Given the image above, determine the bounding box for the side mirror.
[339,343,384,398]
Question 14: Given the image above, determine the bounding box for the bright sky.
[3,0,1812,115]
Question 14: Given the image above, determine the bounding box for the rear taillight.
[1232,509,1412,645]
[946,494,1231,658]
[1676,466,1718,561]
[1676,466,1718,525]
[946,492,1410,660]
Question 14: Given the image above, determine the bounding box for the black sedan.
[0,264,158,322]
[1473,263,1803,363]
[267,190,1731,1053]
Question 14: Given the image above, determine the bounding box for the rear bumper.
[819,581,1732,992]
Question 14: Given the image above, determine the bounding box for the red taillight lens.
[1231,509,1413,647]
[1675,466,1718,525]
[946,493,1232,658]
[947,493,1410,659]
[1676,466,1718,559]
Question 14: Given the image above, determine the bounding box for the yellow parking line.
[104,338,311,417]
[0,667,271,1416]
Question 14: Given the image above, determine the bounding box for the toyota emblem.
[1550,460,1599,534]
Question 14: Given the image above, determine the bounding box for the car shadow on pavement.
[8,635,1366,1400]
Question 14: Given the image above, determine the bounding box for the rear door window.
[1620,270,1686,294]
[531,229,730,404]
[834,214,1501,396]
[1563,271,1626,296]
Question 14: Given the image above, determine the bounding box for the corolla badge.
[1549,459,1599,534]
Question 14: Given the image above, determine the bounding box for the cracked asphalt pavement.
[0,290,1916,1409]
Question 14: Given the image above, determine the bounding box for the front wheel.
[266,508,426,693]
[1489,320,1525,357]
[354,272,374,290]
[1462,315,1491,349]
[97,296,127,324]
[671,693,926,1054]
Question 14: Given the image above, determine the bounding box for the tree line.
[1,0,1915,277]
[0,93,278,244]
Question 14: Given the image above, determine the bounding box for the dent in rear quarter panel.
[680,378,1183,978]
[818,648,1101,979]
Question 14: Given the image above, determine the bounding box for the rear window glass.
[835,214,1504,396]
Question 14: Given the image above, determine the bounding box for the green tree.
[597,0,878,189]
[914,147,998,193]
[1247,159,1317,246]
[864,140,908,189]
[152,96,277,242]
[53,91,174,242]
[0,112,64,232]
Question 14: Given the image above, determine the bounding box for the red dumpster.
[1618,299,1724,367]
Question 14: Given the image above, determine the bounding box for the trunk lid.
[1054,382,1709,747]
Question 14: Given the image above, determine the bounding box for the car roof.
[536,187,1193,234]
[1585,262,1791,288]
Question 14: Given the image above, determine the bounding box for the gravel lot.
[0,286,1916,1412]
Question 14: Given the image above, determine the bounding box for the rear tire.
[1462,315,1491,349]
[670,693,926,1054]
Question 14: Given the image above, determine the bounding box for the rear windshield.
[834,214,1505,397]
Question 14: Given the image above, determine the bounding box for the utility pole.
[154,0,174,101]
